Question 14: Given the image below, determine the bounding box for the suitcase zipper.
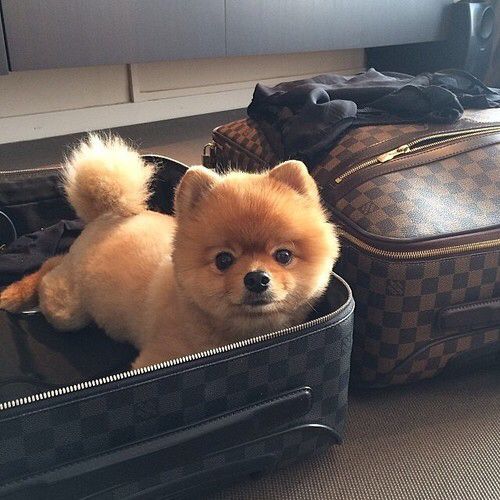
[334,125,500,184]
[0,283,353,412]
[338,229,500,260]
[0,153,185,177]
[0,165,62,176]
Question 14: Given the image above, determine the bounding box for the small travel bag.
[0,155,354,499]
[205,108,500,387]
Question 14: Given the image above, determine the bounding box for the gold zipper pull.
[377,144,411,163]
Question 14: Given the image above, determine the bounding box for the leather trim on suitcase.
[0,388,318,497]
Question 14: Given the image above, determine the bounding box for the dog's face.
[172,161,340,338]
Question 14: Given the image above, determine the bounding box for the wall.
[0,49,365,144]
[486,0,500,87]
[0,66,130,117]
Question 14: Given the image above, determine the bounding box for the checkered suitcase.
[0,155,354,498]
[205,108,500,387]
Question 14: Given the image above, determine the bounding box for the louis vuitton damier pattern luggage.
[0,155,354,498]
[206,109,500,386]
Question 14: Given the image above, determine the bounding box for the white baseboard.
[0,67,364,144]
[0,88,249,144]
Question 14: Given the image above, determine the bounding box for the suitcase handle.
[439,297,500,334]
[1,387,314,499]
[127,423,337,500]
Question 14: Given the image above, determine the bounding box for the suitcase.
[205,108,500,387]
[0,155,354,498]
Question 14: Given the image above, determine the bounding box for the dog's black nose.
[244,271,270,293]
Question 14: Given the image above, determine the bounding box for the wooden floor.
[0,109,246,171]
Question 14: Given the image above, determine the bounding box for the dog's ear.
[268,160,320,202]
[174,166,220,217]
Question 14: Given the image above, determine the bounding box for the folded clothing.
[0,220,83,287]
[247,68,500,165]
[0,219,137,399]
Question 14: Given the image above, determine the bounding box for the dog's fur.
[0,135,340,368]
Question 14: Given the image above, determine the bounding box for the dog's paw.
[0,284,27,312]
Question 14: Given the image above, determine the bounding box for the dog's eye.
[274,249,293,265]
[215,252,234,271]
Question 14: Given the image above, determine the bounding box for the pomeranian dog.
[0,135,339,369]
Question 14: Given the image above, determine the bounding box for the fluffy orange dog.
[0,135,339,368]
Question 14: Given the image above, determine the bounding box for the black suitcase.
[0,155,354,499]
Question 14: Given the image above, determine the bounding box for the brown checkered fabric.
[212,120,432,177]
[335,245,500,385]
[211,112,500,386]
[335,144,500,238]
[313,123,429,184]
[213,118,278,171]
[313,110,500,187]
[212,111,500,177]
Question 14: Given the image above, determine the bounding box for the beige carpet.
[206,366,500,500]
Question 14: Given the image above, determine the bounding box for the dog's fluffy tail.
[63,134,154,223]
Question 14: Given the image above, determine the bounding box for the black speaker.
[447,0,495,79]
[367,0,496,80]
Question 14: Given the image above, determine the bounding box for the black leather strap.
[0,388,315,498]
[439,297,500,334]
[0,211,17,247]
